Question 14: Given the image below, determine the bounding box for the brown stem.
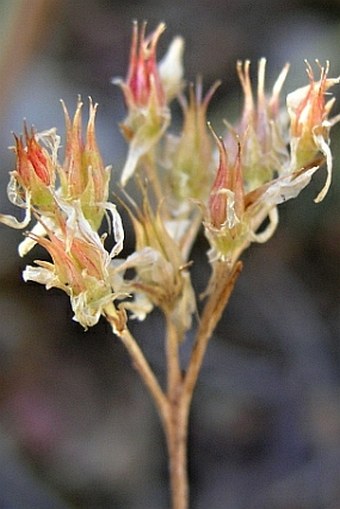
[166,315,183,397]
[183,260,243,409]
[164,262,242,509]
[120,320,189,509]
[105,260,241,509]
[165,315,188,508]
[107,318,169,426]
[165,395,189,509]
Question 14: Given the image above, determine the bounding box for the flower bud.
[23,201,124,329]
[165,80,219,203]
[60,98,110,228]
[113,189,195,333]
[205,127,248,262]
[12,126,56,209]
[225,59,290,191]
[114,22,184,185]
[287,60,340,202]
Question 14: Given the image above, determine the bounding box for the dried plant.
[1,21,339,509]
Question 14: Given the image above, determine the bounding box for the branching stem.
[106,261,242,509]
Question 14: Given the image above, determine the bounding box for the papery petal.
[0,191,31,230]
[117,246,168,278]
[224,189,240,229]
[18,217,53,257]
[250,206,279,243]
[23,263,60,289]
[120,111,169,186]
[71,295,102,328]
[257,166,319,208]
[122,292,154,321]
[104,201,125,257]
[36,128,61,165]
[158,36,184,102]
[71,283,116,329]
[313,132,333,203]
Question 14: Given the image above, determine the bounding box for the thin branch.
[182,260,243,409]
[106,316,169,424]
[165,314,183,398]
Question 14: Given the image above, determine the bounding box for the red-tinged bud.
[204,127,250,263]
[14,127,54,189]
[23,202,125,329]
[115,21,183,113]
[60,98,110,228]
[126,21,166,109]
[10,126,56,215]
[25,129,51,185]
[61,98,85,198]
[287,61,340,201]
[14,134,34,190]
[70,237,104,281]
[114,22,184,185]
[28,228,85,295]
[83,99,109,203]
[208,127,244,229]
[288,61,337,140]
[208,133,230,228]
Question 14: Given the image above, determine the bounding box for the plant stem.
[106,262,242,509]
[115,321,189,508]
[165,315,189,509]
[183,260,242,409]
[164,260,243,509]
[107,319,170,426]
[165,394,189,509]
[166,315,183,396]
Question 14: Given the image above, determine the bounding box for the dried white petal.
[260,166,319,208]
[250,206,279,243]
[158,36,184,101]
[313,132,333,203]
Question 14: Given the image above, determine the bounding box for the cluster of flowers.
[0,22,339,334]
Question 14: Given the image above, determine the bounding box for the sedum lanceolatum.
[0,22,339,509]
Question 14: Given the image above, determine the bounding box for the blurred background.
[1,1,340,508]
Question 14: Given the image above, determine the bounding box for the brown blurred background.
[1,1,340,508]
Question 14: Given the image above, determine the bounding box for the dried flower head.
[165,80,219,204]
[0,24,339,337]
[287,60,340,202]
[114,21,184,185]
[225,58,290,191]
[0,98,111,258]
[23,200,124,329]
[113,189,195,334]
[204,60,340,264]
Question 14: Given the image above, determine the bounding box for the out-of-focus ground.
[1,1,340,508]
